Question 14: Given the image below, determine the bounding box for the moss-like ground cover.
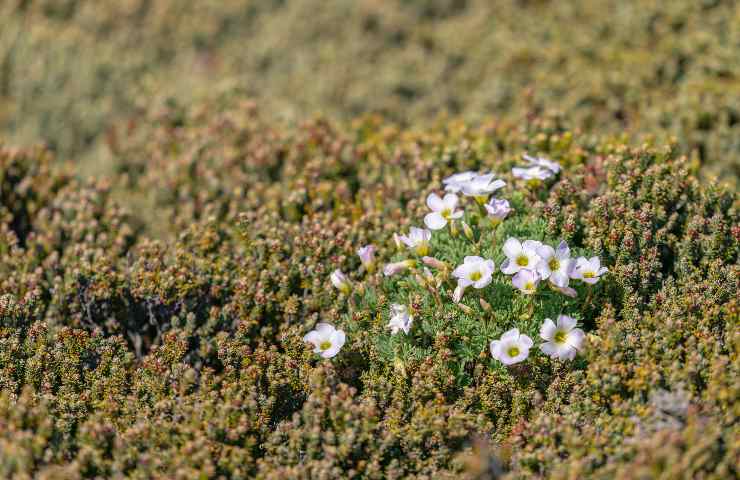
[0,1,738,478]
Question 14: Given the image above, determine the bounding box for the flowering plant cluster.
[308,155,608,367]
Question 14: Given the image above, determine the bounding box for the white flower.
[460,173,506,200]
[424,193,463,230]
[398,227,432,255]
[330,269,351,294]
[357,245,376,272]
[536,240,574,288]
[571,256,608,284]
[523,153,561,174]
[490,328,533,365]
[452,256,495,289]
[383,259,415,277]
[512,269,540,294]
[388,304,413,335]
[483,198,512,220]
[443,171,477,193]
[512,165,553,181]
[303,323,346,359]
[539,315,585,360]
[500,238,542,274]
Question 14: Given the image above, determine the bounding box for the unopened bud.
[479,297,491,311]
[422,256,447,270]
[462,221,474,241]
[453,284,466,303]
[383,259,416,277]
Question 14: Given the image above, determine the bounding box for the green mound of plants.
[0,98,737,478]
[1,0,739,181]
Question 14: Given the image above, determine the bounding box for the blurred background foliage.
[0,0,738,182]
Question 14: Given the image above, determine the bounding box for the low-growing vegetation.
[0,97,737,478]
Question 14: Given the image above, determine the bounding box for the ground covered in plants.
[0,1,739,479]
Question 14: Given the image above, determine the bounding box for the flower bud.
[462,221,475,241]
[330,269,352,295]
[357,245,376,273]
[422,256,447,270]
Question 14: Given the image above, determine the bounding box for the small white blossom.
[330,269,351,294]
[453,256,495,289]
[443,171,477,193]
[490,328,533,365]
[539,315,585,360]
[424,193,463,230]
[383,259,415,277]
[512,269,540,294]
[303,323,346,359]
[523,153,561,174]
[388,304,413,335]
[483,198,512,221]
[501,238,542,274]
[536,240,574,288]
[460,173,506,201]
[398,227,432,255]
[571,256,608,284]
[512,165,554,181]
[357,245,376,272]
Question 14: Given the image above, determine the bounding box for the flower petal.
[442,193,459,209]
[566,328,585,351]
[501,328,520,341]
[539,318,557,341]
[331,329,346,349]
[303,331,322,345]
[489,340,501,359]
[426,192,444,211]
[549,271,569,288]
[556,240,570,258]
[424,212,447,230]
[536,244,555,259]
[557,315,577,331]
[540,341,558,358]
[315,323,334,335]
[502,238,522,258]
[500,259,518,275]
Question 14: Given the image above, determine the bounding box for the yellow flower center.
[319,341,332,351]
[507,346,520,357]
[583,271,595,279]
[524,281,534,291]
[516,255,529,267]
[554,331,567,344]
[470,271,482,281]
[416,243,429,256]
[548,258,560,271]
[441,208,451,219]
